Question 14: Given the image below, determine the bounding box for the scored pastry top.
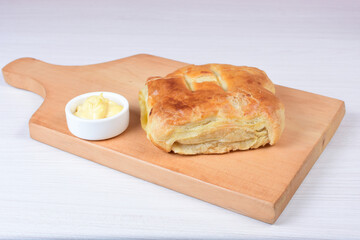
[139,64,285,154]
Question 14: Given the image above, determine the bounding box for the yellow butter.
[74,93,123,119]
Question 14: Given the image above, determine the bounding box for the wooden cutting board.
[2,54,345,223]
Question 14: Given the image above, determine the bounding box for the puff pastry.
[139,64,285,155]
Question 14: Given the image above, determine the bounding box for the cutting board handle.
[2,58,47,98]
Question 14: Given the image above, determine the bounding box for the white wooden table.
[0,0,359,239]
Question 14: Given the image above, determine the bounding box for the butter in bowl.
[65,92,129,140]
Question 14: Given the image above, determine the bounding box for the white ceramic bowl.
[65,91,129,140]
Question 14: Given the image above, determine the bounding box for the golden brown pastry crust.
[139,64,285,155]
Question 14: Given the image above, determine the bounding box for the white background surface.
[0,0,359,239]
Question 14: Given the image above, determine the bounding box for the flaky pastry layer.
[139,64,285,155]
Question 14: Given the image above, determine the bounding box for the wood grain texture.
[2,54,345,223]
